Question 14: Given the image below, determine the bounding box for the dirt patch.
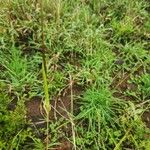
[142,111,150,128]
[25,85,83,150]
[7,98,18,111]
[111,65,145,100]
[111,71,137,101]
[26,85,82,123]
[25,97,44,123]
[54,141,72,150]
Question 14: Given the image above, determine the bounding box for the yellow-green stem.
[40,0,50,149]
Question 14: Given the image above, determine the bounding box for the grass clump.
[0,46,38,93]
[76,86,150,149]
[78,86,114,127]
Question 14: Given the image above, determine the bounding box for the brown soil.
[8,98,18,111]
[111,71,137,101]
[26,85,82,122]
[25,85,83,150]
[25,97,43,123]
[142,111,150,128]
[54,141,72,150]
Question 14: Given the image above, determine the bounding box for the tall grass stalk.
[42,61,50,150]
[40,0,50,149]
[8,0,14,45]
[69,74,77,150]
[56,0,61,27]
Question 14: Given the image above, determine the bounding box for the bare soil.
[25,85,83,150]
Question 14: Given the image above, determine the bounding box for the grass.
[78,86,114,127]
[0,47,37,91]
[0,0,150,149]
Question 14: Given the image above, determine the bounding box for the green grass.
[78,86,114,127]
[0,0,150,149]
[0,47,36,90]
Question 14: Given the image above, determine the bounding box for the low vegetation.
[0,0,150,149]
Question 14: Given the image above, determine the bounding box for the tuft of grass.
[78,86,114,130]
[0,47,37,92]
